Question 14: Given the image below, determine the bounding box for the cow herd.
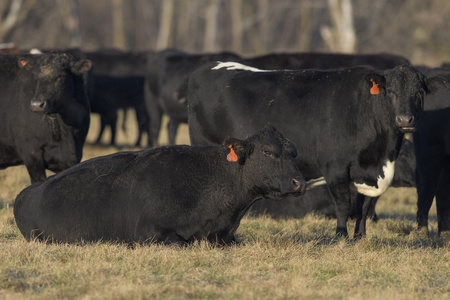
[1,48,449,245]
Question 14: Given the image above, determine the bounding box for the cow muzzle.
[396,114,415,133]
[291,177,307,195]
[30,99,47,112]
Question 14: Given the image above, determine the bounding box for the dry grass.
[1,112,449,300]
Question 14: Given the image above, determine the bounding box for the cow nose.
[292,178,307,195]
[30,99,46,112]
[396,114,415,128]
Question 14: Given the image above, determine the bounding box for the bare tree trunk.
[230,0,243,53]
[112,0,126,50]
[298,0,313,51]
[258,0,269,48]
[320,0,356,53]
[203,0,220,52]
[58,0,81,48]
[0,0,23,41]
[156,0,174,50]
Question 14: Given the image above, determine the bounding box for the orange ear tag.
[370,79,379,95]
[227,145,238,162]
[20,60,27,67]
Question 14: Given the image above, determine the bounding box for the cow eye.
[263,150,272,157]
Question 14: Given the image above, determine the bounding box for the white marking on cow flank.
[212,61,270,72]
[306,177,326,190]
[353,160,395,197]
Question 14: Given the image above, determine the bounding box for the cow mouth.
[399,126,416,133]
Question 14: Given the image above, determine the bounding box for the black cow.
[87,75,148,147]
[14,125,306,245]
[145,49,241,147]
[240,52,410,70]
[84,49,152,77]
[0,53,91,183]
[413,67,450,239]
[188,62,445,239]
[249,139,416,220]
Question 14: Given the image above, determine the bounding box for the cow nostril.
[292,178,307,194]
[396,115,414,127]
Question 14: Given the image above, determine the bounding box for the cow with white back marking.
[14,125,306,245]
[187,62,446,239]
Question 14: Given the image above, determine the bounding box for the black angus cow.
[413,66,450,239]
[145,49,241,147]
[14,125,306,245]
[240,52,410,70]
[188,62,446,239]
[0,53,92,183]
[87,75,148,147]
[249,139,416,220]
[85,49,152,147]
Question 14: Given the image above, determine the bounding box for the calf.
[413,67,450,239]
[188,62,445,238]
[0,53,91,183]
[14,125,306,245]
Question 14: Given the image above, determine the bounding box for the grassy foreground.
[1,113,449,299]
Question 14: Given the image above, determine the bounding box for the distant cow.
[87,75,148,147]
[240,52,410,70]
[249,139,416,220]
[0,53,91,183]
[14,125,306,245]
[188,62,446,239]
[145,49,241,147]
[413,66,450,239]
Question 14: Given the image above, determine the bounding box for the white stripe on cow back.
[353,160,395,197]
[212,62,270,72]
[306,177,326,190]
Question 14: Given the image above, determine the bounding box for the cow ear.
[364,73,385,95]
[70,59,92,75]
[424,75,449,94]
[223,138,252,165]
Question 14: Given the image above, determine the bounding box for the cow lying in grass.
[14,125,306,245]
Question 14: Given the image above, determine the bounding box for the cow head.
[19,54,92,114]
[368,65,447,133]
[224,125,307,200]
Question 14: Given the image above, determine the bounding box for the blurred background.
[1,0,449,66]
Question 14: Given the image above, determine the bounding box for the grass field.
[1,113,449,300]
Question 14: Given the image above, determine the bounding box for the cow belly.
[353,160,395,197]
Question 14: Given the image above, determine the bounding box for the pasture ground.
[0,112,449,300]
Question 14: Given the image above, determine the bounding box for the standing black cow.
[188,62,445,239]
[0,53,91,183]
[87,75,148,147]
[241,52,410,70]
[249,139,416,220]
[413,67,450,239]
[145,49,241,147]
[14,125,306,245]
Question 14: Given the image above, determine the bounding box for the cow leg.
[436,162,450,240]
[416,160,441,237]
[354,194,373,239]
[108,111,118,146]
[95,113,107,144]
[148,107,162,148]
[23,154,46,184]
[368,197,379,222]
[327,180,351,238]
[167,118,180,145]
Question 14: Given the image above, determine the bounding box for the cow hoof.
[438,231,450,243]
[353,233,366,241]
[411,227,429,239]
